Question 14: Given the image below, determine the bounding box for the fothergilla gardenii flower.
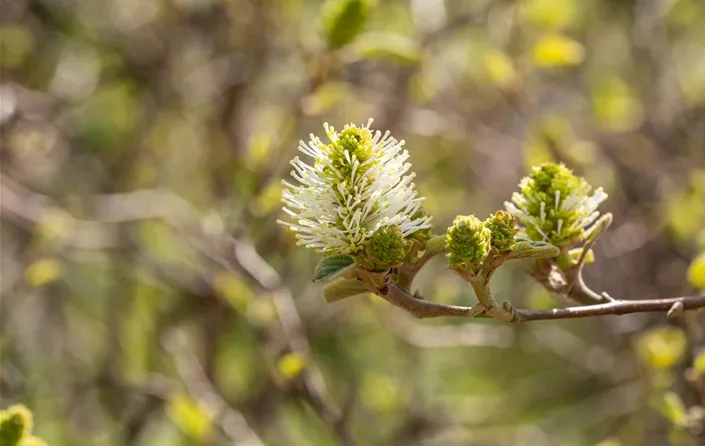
[504,162,607,246]
[277,119,431,256]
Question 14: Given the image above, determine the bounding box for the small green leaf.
[507,241,560,260]
[323,278,369,302]
[424,235,446,257]
[313,254,356,282]
[321,0,376,50]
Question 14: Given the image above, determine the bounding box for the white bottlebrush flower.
[504,162,607,245]
[277,119,431,255]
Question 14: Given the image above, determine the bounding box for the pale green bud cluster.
[358,225,412,271]
[446,215,492,272]
[485,210,519,254]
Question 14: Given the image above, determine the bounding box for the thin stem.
[377,284,705,323]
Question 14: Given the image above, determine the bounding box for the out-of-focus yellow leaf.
[212,271,254,312]
[69,82,140,152]
[484,50,519,90]
[166,392,212,441]
[520,0,580,30]
[693,350,705,375]
[250,181,283,217]
[666,192,705,241]
[531,34,585,67]
[246,134,273,171]
[636,326,688,369]
[0,26,33,68]
[592,78,644,132]
[302,82,352,115]
[668,0,705,27]
[320,0,376,49]
[352,32,422,66]
[563,140,597,165]
[661,391,688,426]
[523,135,554,171]
[36,211,73,246]
[25,258,62,287]
[277,353,306,379]
[361,372,405,414]
[688,253,705,288]
[246,299,278,327]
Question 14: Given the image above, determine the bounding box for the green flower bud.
[505,162,607,246]
[446,215,491,272]
[484,210,518,254]
[358,225,411,271]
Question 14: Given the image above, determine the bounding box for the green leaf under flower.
[313,254,356,282]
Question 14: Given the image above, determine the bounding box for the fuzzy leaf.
[508,240,559,260]
[323,278,369,302]
[313,254,356,282]
[584,212,613,244]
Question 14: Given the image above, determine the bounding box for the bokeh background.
[2,0,705,445]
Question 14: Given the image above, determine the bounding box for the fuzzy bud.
[446,215,491,272]
[485,210,518,254]
[358,225,412,271]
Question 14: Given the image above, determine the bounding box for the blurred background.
[1,0,705,445]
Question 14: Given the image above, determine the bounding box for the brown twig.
[379,283,705,323]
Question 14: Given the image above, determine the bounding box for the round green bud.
[446,215,491,272]
[484,210,518,254]
[357,225,411,271]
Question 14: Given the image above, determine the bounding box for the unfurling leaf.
[507,240,560,260]
[323,278,369,302]
[313,254,356,282]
